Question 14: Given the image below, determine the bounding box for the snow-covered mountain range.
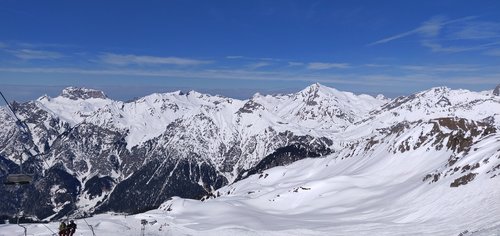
[0,83,499,235]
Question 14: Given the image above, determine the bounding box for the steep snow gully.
[1,83,500,235]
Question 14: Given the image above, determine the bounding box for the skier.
[58,221,67,236]
[67,220,77,236]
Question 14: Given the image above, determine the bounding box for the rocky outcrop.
[494,84,500,96]
[235,138,333,181]
[61,87,107,100]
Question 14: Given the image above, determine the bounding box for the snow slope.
[153,120,500,235]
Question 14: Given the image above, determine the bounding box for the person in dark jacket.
[67,220,77,236]
[58,221,67,236]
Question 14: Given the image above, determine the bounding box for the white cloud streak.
[247,62,271,69]
[226,56,244,59]
[9,49,64,60]
[451,21,500,40]
[225,55,283,62]
[100,53,212,66]
[288,62,304,66]
[421,40,500,53]
[368,29,421,46]
[307,62,350,70]
[399,64,482,72]
[368,16,477,46]
[368,15,500,56]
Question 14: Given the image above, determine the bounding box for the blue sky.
[1,0,500,101]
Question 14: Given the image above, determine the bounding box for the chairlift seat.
[4,174,33,185]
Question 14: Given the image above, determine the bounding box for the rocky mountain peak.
[60,87,108,100]
[421,86,450,96]
[297,83,332,105]
[494,84,500,96]
[376,94,387,101]
[308,82,322,91]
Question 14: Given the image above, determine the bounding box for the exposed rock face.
[61,87,108,100]
[235,141,333,182]
[96,158,225,214]
[450,173,477,187]
[494,84,500,96]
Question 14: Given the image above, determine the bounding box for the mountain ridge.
[0,83,499,222]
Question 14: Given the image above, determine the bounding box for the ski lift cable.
[42,223,57,236]
[0,91,33,141]
[0,91,52,172]
[0,91,25,128]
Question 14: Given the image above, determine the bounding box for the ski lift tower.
[140,219,148,236]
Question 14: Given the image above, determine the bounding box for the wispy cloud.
[0,41,71,60]
[14,42,75,49]
[9,49,64,60]
[100,53,212,66]
[360,73,500,85]
[364,63,389,68]
[450,21,500,40]
[399,64,482,72]
[362,63,487,74]
[420,40,474,53]
[307,62,350,70]
[288,61,304,66]
[368,28,421,46]
[368,15,500,56]
[247,62,271,69]
[225,55,283,62]
[368,16,476,46]
[0,66,370,86]
[422,40,500,53]
[484,48,500,56]
[226,55,244,59]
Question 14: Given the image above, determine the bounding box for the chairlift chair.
[3,152,34,185]
[4,173,33,185]
[3,152,33,186]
